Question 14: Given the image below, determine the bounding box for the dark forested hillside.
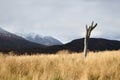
[44,38,120,53]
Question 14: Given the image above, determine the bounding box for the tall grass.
[0,50,120,80]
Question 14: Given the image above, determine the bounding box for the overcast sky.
[0,0,120,43]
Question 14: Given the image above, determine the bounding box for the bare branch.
[86,24,88,31]
[83,21,97,58]
[91,23,97,30]
[94,23,97,27]
[91,21,94,27]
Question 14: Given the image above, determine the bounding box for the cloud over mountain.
[0,0,120,43]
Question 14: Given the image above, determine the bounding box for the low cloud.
[0,0,120,43]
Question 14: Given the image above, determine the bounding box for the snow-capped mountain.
[0,27,23,39]
[0,27,45,52]
[17,33,63,46]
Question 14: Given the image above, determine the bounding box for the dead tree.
[83,21,97,58]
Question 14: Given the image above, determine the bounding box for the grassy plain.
[0,50,120,80]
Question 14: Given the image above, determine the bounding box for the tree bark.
[83,35,88,58]
[83,21,97,58]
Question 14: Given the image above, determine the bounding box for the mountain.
[0,27,22,39]
[0,27,120,54]
[66,38,120,51]
[0,27,45,53]
[17,33,62,46]
[45,38,120,53]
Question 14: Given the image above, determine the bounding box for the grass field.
[0,50,120,80]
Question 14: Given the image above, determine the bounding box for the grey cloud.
[0,0,120,43]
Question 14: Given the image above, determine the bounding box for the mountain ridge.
[0,27,45,53]
[44,38,120,53]
[17,33,63,46]
[0,27,120,54]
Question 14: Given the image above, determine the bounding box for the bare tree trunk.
[83,21,97,58]
[83,35,88,58]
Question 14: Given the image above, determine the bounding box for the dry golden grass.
[0,50,120,80]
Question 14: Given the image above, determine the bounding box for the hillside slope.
[0,27,45,53]
[0,27,120,54]
[45,38,120,53]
